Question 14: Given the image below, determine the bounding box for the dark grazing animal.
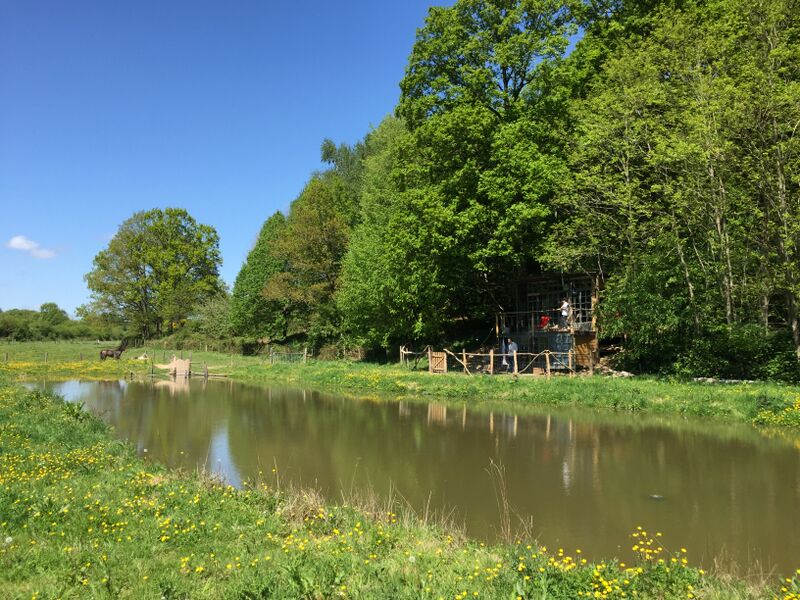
[100,340,127,361]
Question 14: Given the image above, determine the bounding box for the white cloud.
[6,235,56,259]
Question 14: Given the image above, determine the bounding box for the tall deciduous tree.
[263,178,350,347]
[399,0,577,125]
[339,117,450,346]
[85,208,222,338]
[230,212,289,340]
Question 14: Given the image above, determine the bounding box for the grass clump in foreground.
[1,375,797,599]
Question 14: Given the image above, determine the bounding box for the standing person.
[500,323,510,368]
[507,338,518,372]
[559,298,570,329]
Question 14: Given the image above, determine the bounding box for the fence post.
[462,349,467,374]
[545,351,551,380]
[303,348,308,364]
[44,352,48,364]
[513,350,518,374]
[489,349,494,375]
[568,350,574,376]
[427,346,433,374]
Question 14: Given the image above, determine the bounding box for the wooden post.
[489,349,494,375]
[545,351,551,380]
[180,350,184,360]
[513,350,518,374]
[462,349,467,374]
[205,343,208,352]
[303,347,308,364]
[44,352,48,363]
[427,346,433,374]
[189,351,193,361]
[568,349,574,376]
[204,363,209,379]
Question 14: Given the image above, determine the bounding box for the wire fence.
[268,349,309,364]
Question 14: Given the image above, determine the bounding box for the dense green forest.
[229,0,800,380]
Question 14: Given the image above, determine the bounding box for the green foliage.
[84,208,222,339]
[230,212,289,341]
[190,291,232,339]
[262,178,350,349]
[547,0,800,374]
[398,0,577,126]
[237,0,800,379]
[0,303,110,341]
[753,397,800,428]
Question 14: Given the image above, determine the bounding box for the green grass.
[3,373,795,599]
[229,360,800,428]
[3,341,800,429]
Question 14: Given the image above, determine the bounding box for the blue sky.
[0,0,452,315]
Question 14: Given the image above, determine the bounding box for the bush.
[661,325,800,383]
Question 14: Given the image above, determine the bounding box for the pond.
[30,378,800,574]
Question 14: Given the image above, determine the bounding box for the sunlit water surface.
[30,378,800,574]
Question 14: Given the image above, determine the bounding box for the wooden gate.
[429,351,448,374]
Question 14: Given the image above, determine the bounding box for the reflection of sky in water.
[30,379,127,402]
[26,379,122,398]
[207,426,242,487]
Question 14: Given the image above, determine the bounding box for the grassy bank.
[230,361,800,424]
[3,341,800,429]
[3,374,796,599]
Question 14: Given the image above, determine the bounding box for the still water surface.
[33,378,800,573]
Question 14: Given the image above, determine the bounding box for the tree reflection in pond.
[36,378,800,575]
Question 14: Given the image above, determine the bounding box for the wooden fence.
[400,345,577,378]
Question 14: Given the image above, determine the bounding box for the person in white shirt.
[559,298,570,329]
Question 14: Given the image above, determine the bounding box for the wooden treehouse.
[496,273,600,373]
[398,273,601,376]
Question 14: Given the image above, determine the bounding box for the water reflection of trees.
[52,379,800,571]
[225,388,800,569]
